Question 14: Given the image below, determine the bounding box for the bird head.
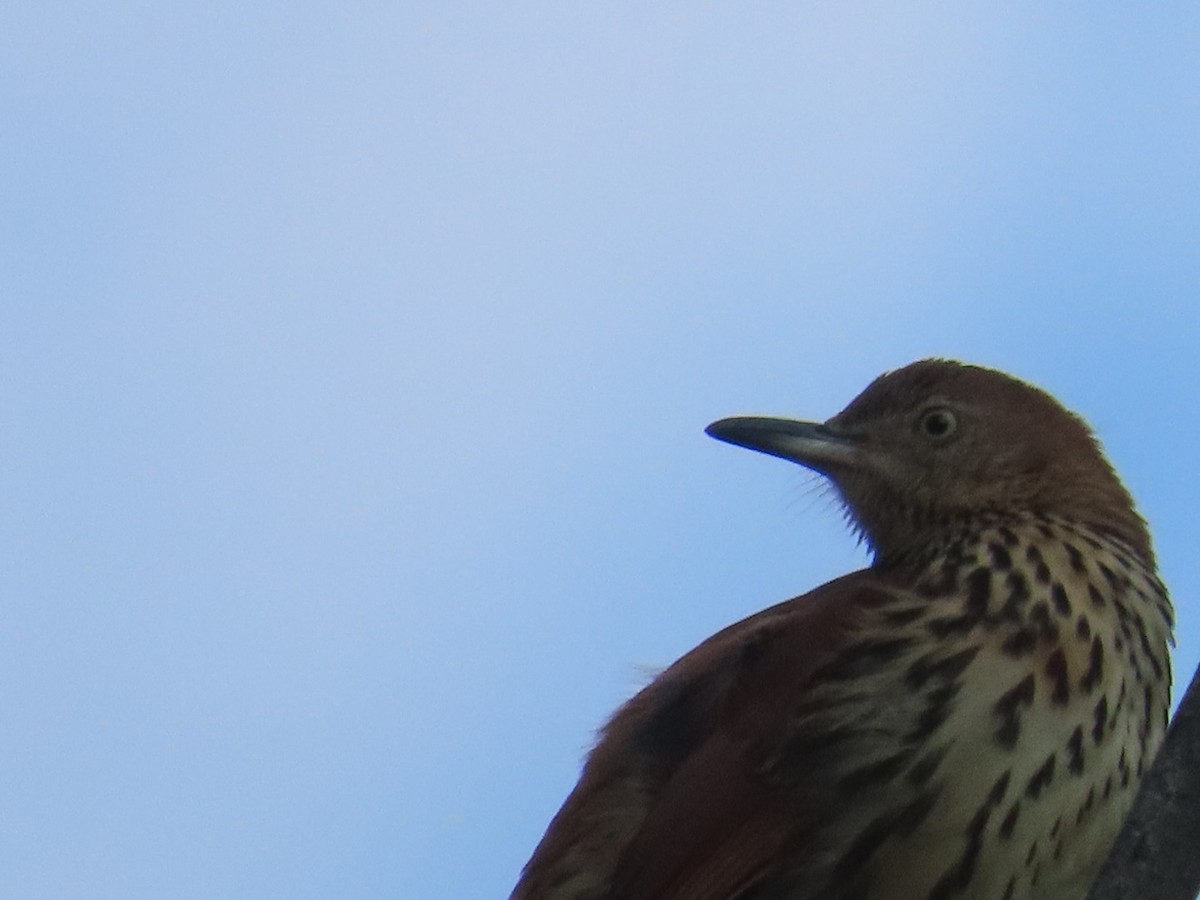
[707,359,1150,566]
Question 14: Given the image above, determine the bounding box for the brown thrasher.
[511,359,1173,900]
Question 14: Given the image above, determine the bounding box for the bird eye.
[919,408,957,440]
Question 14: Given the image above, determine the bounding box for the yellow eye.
[919,408,957,439]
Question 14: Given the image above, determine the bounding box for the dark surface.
[1086,662,1200,900]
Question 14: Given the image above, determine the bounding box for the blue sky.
[4,4,1199,898]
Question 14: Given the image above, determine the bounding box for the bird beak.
[705,416,860,473]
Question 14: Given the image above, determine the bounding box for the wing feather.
[513,571,901,900]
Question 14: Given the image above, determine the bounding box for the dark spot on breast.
[918,563,961,597]
[1025,753,1056,799]
[1066,726,1085,776]
[1141,685,1155,741]
[1051,583,1072,617]
[1113,596,1133,626]
[988,543,1012,570]
[894,792,937,836]
[1025,545,1051,584]
[777,722,856,767]
[1126,644,1144,683]
[1154,597,1174,629]
[994,674,1036,750]
[1076,615,1091,641]
[1080,636,1104,694]
[905,683,960,743]
[1076,786,1095,824]
[1029,602,1059,641]
[983,770,1010,806]
[833,794,936,881]
[1092,696,1109,745]
[838,749,916,797]
[832,814,894,882]
[906,645,980,689]
[906,745,950,786]
[999,802,1020,839]
[966,566,992,616]
[1137,630,1164,681]
[882,606,926,626]
[927,773,1006,900]
[1045,648,1070,706]
[926,614,979,638]
[999,571,1030,623]
[1087,583,1106,607]
[818,637,916,681]
[1098,562,1123,590]
[1063,543,1087,574]
[1002,627,1037,658]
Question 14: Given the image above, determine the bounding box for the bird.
[511,359,1174,900]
